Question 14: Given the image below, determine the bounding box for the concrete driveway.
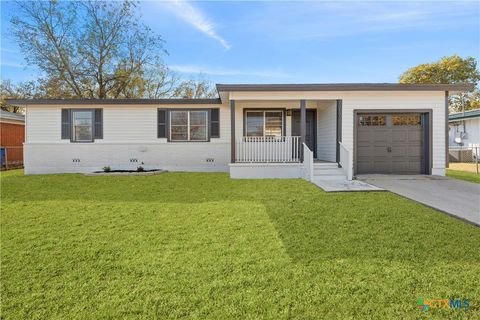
[358,175,480,226]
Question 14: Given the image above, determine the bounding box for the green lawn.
[1,170,479,319]
[447,169,480,184]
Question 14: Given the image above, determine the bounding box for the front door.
[292,110,316,157]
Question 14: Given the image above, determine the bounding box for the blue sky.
[1,1,479,84]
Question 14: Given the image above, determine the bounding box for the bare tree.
[10,0,175,99]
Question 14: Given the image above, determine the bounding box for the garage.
[356,112,430,174]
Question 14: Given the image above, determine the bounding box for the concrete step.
[312,175,347,181]
[313,162,339,169]
[313,168,345,174]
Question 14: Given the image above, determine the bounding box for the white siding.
[26,107,61,143]
[103,107,157,142]
[27,104,230,144]
[449,118,480,147]
[25,103,230,174]
[233,100,311,140]
[230,90,446,176]
[316,100,337,162]
[339,91,445,176]
[24,90,447,176]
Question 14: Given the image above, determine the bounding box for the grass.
[446,169,480,184]
[1,170,479,319]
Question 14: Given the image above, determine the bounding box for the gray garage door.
[356,113,425,174]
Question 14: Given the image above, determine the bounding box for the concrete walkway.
[358,175,480,226]
[311,178,384,192]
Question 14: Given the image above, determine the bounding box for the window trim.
[392,114,422,126]
[358,115,386,126]
[243,109,286,137]
[167,108,211,142]
[70,108,95,143]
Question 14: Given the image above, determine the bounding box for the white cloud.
[0,61,26,68]
[1,48,20,54]
[170,64,289,78]
[165,0,230,50]
[243,1,478,40]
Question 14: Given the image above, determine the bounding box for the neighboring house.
[449,109,480,147]
[0,110,25,167]
[7,83,473,180]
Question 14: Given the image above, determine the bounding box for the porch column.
[300,99,306,161]
[336,99,342,163]
[230,99,236,163]
[445,91,449,168]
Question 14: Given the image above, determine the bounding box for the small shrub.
[137,166,144,172]
[103,166,111,172]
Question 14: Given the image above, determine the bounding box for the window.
[62,109,102,142]
[392,115,421,126]
[245,110,284,138]
[72,110,93,142]
[358,115,386,126]
[170,110,208,141]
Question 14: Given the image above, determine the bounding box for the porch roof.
[216,83,475,93]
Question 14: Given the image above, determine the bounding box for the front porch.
[228,99,352,180]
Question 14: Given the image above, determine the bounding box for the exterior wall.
[25,104,229,174]
[234,100,336,160]
[229,163,303,179]
[230,91,446,176]
[233,100,317,140]
[24,143,229,174]
[0,122,25,165]
[449,118,480,147]
[24,90,447,176]
[316,100,337,162]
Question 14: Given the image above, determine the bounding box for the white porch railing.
[339,142,353,180]
[303,143,314,181]
[235,136,301,163]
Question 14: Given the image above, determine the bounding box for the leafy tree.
[399,55,480,112]
[0,80,42,113]
[173,76,217,99]
[10,0,177,99]
[399,55,480,84]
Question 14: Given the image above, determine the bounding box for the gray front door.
[356,113,424,174]
[292,110,316,157]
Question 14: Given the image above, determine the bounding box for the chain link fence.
[448,145,479,174]
[0,146,24,170]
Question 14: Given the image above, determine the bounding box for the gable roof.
[449,109,480,121]
[0,110,25,122]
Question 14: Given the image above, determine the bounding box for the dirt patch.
[448,162,479,173]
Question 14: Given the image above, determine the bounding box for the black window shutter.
[158,109,167,138]
[61,109,71,139]
[210,108,220,138]
[94,109,103,139]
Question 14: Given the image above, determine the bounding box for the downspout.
[445,91,449,168]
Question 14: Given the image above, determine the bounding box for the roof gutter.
[5,98,222,107]
[216,83,476,92]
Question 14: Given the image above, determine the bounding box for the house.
[0,110,25,168]
[448,108,480,163]
[449,109,480,147]
[7,83,474,180]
